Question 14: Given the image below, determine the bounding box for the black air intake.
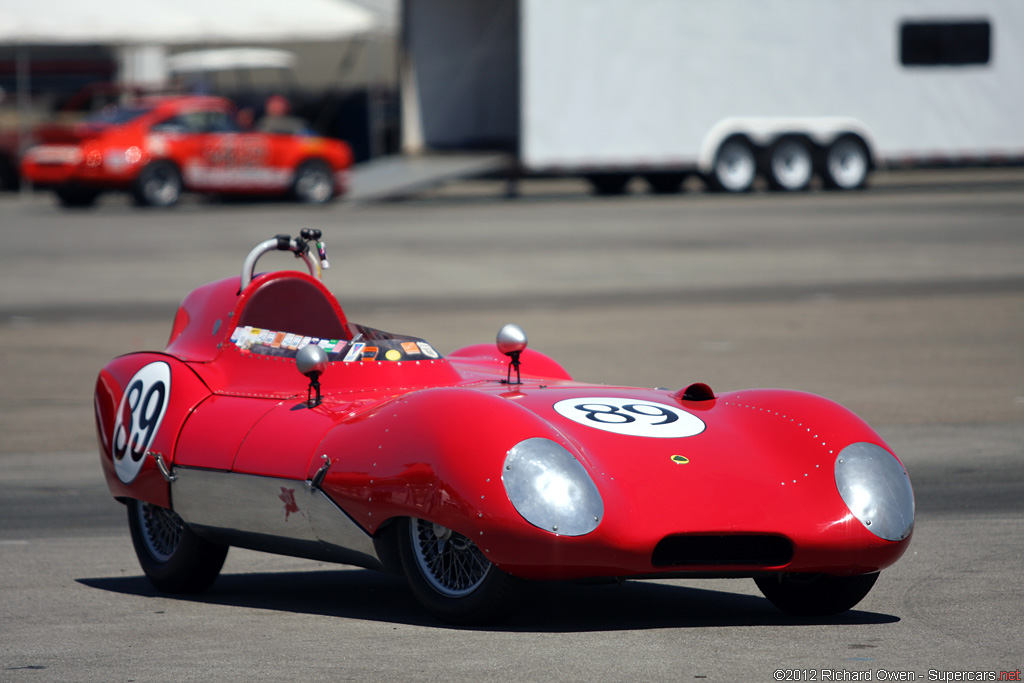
[652,534,793,567]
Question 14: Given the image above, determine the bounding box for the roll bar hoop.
[240,229,329,291]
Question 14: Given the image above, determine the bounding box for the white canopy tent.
[0,0,381,45]
[2,0,381,86]
[167,48,299,74]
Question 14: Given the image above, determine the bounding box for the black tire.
[585,173,632,196]
[644,172,687,194]
[132,161,182,207]
[754,572,879,616]
[55,186,101,208]
[707,136,757,193]
[822,134,871,191]
[127,499,228,594]
[291,159,335,204]
[396,517,522,625]
[766,136,814,192]
[0,154,19,191]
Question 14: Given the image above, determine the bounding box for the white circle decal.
[112,362,171,484]
[553,397,705,438]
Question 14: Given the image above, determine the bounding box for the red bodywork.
[94,269,912,582]
[21,95,352,201]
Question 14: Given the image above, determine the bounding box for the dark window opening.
[900,21,991,66]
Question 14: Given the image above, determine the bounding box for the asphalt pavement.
[1,168,1022,681]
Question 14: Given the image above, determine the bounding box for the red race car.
[21,96,352,208]
[93,233,914,624]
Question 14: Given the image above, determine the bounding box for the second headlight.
[502,438,603,536]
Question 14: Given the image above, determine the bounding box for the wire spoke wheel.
[411,519,492,597]
[127,499,227,594]
[396,517,521,624]
[137,501,184,562]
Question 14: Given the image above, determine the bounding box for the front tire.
[292,160,335,204]
[132,161,182,207]
[708,136,757,193]
[755,572,879,616]
[127,499,227,594]
[396,517,521,624]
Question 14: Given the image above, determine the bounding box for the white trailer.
[400,0,1024,194]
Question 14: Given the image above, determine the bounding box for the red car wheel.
[132,161,182,208]
[396,517,522,624]
[754,572,879,616]
[291,160,335,204]
[127,499,227,594]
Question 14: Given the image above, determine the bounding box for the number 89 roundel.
[553,397,705,438]
[112,362,171,484]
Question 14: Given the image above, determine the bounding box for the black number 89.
[575,403,679,426]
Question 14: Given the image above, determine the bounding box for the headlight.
[502,438,603,536]
[834,442,915,541]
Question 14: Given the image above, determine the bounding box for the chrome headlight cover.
[834,442,915,541]
[502,438,603,536]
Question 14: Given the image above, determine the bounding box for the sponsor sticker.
[417,342,439,359]
[343,342,366,362]
[401,342,420,355]
[360,346,379,361]
[385,349,402,361]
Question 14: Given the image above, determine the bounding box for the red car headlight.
[834,443,915,542]
[502,438,604,536]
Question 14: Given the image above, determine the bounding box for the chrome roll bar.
[240,231,328,291]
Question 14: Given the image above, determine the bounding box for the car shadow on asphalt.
[77,569,898,632]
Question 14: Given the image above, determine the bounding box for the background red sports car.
[20,95,353,207]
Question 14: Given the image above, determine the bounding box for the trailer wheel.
[767,136,814,192]
[822,135,870,190]
[709,136,757,193]
[586,173,632,196]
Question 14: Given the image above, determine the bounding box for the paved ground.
[1,168,1022,681]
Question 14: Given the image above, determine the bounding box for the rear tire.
[291,160,335,204]
[755,572,879,616]
[766,136,814,191]
[132,161,182,207]
[708,136,757,193]
[822,135,870,190]
[55,186,101,208]
[396,517,521,624]
[127,499,227,594]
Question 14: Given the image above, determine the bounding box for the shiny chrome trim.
[150,451,177,483]
[171,466,380,568]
